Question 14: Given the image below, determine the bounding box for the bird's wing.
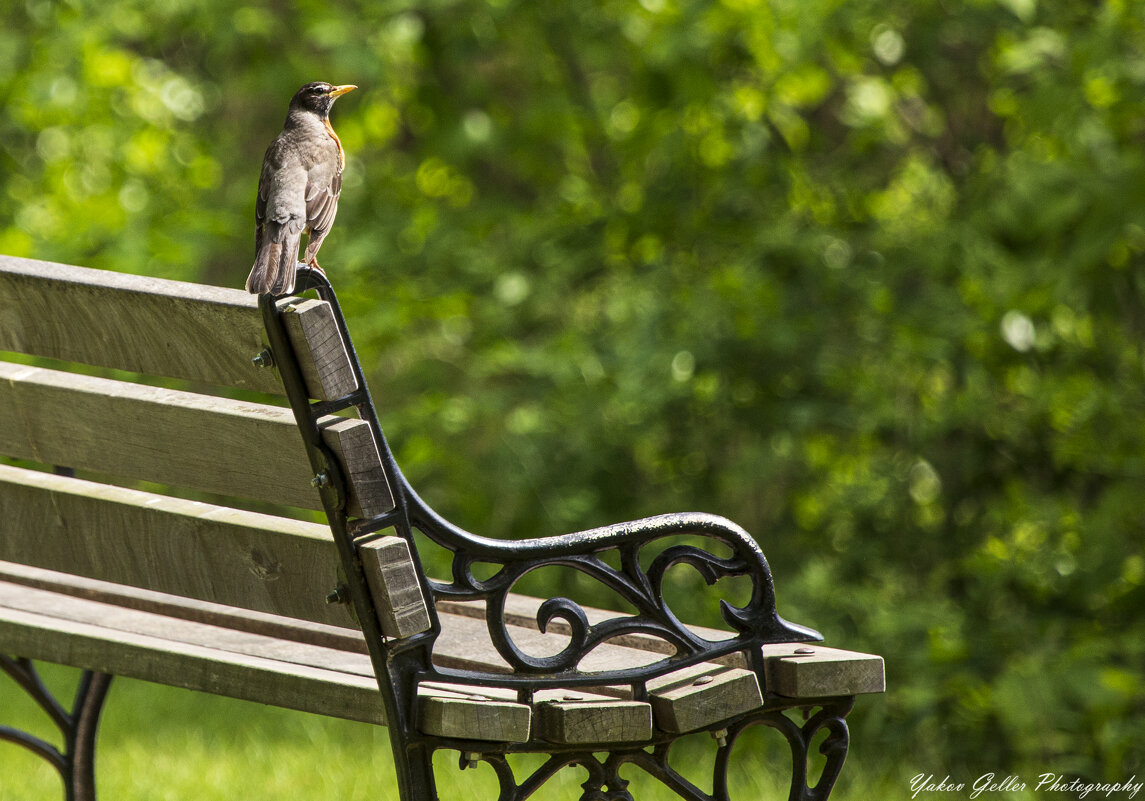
[263,148,309,240]
[304,157,342,238]
[255,143,276,225]
[254,143,275,252]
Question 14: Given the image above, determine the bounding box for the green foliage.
[3,0,1144,784]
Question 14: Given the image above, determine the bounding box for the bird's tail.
[246,225,302,295]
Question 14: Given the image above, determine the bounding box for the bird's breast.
[323,117,345,171]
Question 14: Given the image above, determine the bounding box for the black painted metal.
[457,697,853,801]
[0,656,113,801]
[260,264,855,801]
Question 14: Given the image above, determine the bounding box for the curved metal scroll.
[438,512,819,678]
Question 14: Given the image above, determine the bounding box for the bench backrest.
[0,255,424,635]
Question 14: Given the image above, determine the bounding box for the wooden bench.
[0,254,884,801]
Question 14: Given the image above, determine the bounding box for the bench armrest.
[409,498,819,679]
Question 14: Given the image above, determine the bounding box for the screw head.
[794,647,815,655]
[711,728,729,748]
[693,675,715,687]
[324,586,347,605]
[252,349,274,368]
[310,472,330,489]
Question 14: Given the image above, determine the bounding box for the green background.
[2,0,1144,796]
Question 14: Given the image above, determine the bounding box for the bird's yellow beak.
[327,84,357,98]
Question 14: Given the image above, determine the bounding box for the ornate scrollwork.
[469,750,636,801]
[414,510,819,678]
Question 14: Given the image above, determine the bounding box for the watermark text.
[910,772,1142,800]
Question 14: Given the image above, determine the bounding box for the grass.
[1,664,895,800]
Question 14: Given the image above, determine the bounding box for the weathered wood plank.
[0,362,384,515]
[647,663,763,733]
[0,581,375,679]
[359,537,432,639]
[321,416,395,518]
[536,696,651,744]
[0,559,669,681]
[0,560,368,653]
[0,255,281,393]
[417,687,532,743]
[420,681,651,745]
[0,587,386,725]
[0,465,355,627]
[278,297,358,401]
[761,644,885,697]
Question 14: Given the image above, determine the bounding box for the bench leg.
[717,699,855,801]
[623,702,851,801]
[456,699,854,801]
[0,656,113,801]
[65,669,114,801]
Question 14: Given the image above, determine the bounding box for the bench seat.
[0,561,882,746]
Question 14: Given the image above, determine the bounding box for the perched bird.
[246,82,357,296]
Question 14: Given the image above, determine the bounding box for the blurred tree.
[2,0,1143,783]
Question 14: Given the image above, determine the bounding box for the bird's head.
[289,82,357,118]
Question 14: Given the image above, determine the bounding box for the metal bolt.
[711,728,728,748]
[562,693,585,702]
[324,586,347,605]
[794,647,815,655]
[693,675,715,686]
[252,349,274,368]
[311,472,330,489]
[463,751,480,770]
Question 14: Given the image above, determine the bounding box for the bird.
[246,82,357,296]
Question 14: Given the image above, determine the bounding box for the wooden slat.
[0,465,354,627]
[417,689,532,743]
[0,560,368,653]
[0,581,375,679]
[278,297,358,401]
[321,416,395,518]
[359,537,432,639]
[536,696,651,744]
[0,255,281,393]
[0,362,386,515]
[646,663,763,733]
[420,682,651,745]
[0,558,665,680]
[761,644,885,697]
[0,584,386,725]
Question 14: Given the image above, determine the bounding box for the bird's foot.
[305,258,327,277]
